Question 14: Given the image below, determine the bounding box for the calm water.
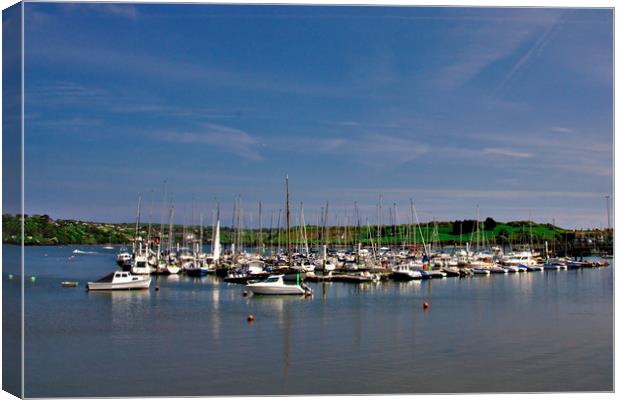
[6,245,613,396]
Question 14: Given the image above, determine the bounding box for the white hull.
[87,278,151,291]
[131,267,153,275]
[247,285,306,295]
[245,274,310,295]
[166,265,181,274]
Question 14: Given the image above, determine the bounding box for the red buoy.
[247,314,255,322]
[423,302,429,310]
[242,291,248,297]
[155,285,160,291]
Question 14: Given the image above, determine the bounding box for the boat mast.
[529,210,533,251]
[269,210,274,258]
[286,175,292,267]
[411,199,430,257]
[167,205,174,254]
[159,181,167,253]
[300,202,309,257]
[134,194,142,256]
[199,212,204,255]
[258,201,263,256]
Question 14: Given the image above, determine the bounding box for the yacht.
[392,264,423,281]
[131,254,152,275]
[245,274,312,295]
[87,271,151,291]
[501,251,537,267]
[185,262,209,277]
[116,251,132,270]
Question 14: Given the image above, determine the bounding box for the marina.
[4,4,613,397]
[11,244,613,396]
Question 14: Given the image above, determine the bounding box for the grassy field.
[4,214,574,247]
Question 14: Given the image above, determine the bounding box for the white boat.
[501,251,537,267]
[314,261,336,272]
[392,264,423,280]
[116,251,132,269]
[245,274,312,295]
[131,255,152,275]
[87,271,151,291]
[165,260,181,274]
[471,267,491,275]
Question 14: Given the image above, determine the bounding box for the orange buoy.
[247,314,255,322]
[423,302,429,310]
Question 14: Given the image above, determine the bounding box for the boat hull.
[392,271,422,281]
[246,285,306,295]
[185,268,209,277]
[87,278,151,291]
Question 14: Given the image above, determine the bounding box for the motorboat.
[501,251,537,267]
[420,269,447,279]
[116,251,132,270]
[516,264,529,272]
[131,255,152,275]
[87,271,151,291]
[166,263,181,274]
[314,261,336,272]
[185,263,209,277]
[543,262,567,270]
[245,274,312,295]
[440,266,461,277]
[392,264,423,281]
[488,265,508,274]
[471,267,491,275]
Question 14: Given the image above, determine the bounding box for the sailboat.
[102,232,114,250]
[246,176,312,296]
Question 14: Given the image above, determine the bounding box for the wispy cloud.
[27,81,111,107]
[27,116,103,129]
[299,133,430,166]
[27,40,351,99]
[483,147,532,159]
[551,126,574,133]
[155,123,263,161]
[436,10,562,90]
[57,3,138,20]
[496,12,564,92]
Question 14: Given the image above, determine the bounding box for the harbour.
[4,4,614,397]
[9,243,613,396]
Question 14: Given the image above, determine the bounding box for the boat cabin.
[96,271,141,283]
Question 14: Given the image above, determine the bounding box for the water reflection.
[20,245,613,396]
[88,290,152,340]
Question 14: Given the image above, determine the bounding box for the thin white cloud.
[436,10,563,90]
[156,124,263,161]
[311,133,430,166]
[483,147,533,159]
[496,14,563,92]
[551,126,574,133]
[58,3,138,20]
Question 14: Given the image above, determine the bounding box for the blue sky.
[23,4,612,228]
